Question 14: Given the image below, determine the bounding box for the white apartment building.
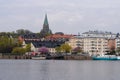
[61,31,116,55]
[83,37,109,55]
[116,37,120,49]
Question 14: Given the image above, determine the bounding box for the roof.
[33,41,65,48]
[46,34,73,39]
[83,30,116,35]
[25,40,65,48]
[44,14,49,25]
[20,33,40,39]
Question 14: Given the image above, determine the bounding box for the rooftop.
[83,30,116,35]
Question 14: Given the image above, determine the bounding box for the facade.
[83,37,109,55]
[116,37,120,49]
[23,40,65,53]
[66,35,83,50]
[66,31,117,55]
[40,14,52,38]
[65,31,117,55]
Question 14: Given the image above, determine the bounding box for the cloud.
[0,0,120,34]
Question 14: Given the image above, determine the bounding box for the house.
[23,40,65,53]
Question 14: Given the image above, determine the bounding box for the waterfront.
[0,60,120,80]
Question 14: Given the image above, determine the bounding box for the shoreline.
[0,55,92,60]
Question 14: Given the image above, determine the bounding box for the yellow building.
[66,36,84,50]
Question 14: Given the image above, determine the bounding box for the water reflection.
[0,60,120,80]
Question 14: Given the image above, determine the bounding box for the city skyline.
[0,0,120,34]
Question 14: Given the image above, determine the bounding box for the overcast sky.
[0,0,120,34]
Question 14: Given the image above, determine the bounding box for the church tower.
[40,14,52,37]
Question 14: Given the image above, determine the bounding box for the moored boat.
[92,55,117,60]
[117,56,120,60]
[31,56,46,60]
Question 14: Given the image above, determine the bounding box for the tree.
[55,47,62,53]
[60,43,72,53]
[38,47,49,54]
[12,47,26,55]
[0,36,17,53]
[16,29,32,35]
[25,44,31,52]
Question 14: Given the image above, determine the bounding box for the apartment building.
[83,37,109,55]
[66,35,84,50]
[116,37,120,49]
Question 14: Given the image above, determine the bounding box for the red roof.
[46,34,73,39]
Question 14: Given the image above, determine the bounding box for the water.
[0,60,120,80]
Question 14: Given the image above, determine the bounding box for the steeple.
[40,14,52,38]
[44,14,49,26]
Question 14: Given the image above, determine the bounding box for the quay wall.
[64,55,92,60]
[0,54,92,60]
[0,54,31,59]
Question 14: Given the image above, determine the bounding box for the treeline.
[0,36,19,53]
[0,36,31,55]
[0,29,33,55]
[0,29,33,38]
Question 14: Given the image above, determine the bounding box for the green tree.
[12,47,26,55]
[60,43,72,53]
[25,44,31,52]
[55,47,62,53]
[16,29,32,35]
[0,36,17,53]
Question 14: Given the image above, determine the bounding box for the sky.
[0,0,120,34]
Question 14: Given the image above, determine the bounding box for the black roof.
[21,33,40,39]
[25,40,65,48]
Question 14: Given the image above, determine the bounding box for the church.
[40,14,52,38]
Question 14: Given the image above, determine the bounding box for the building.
[22,40,65,53]
[40,14,52,37]
[82,30,116,38]
[83,37,109,55]
[18,33,40,42]
[66,35,83,50]
[115,33,120,50]
[116,37,120,49]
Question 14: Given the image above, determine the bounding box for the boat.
[31,56,46,60]
[117,56,120,60]
[92,55,117,60]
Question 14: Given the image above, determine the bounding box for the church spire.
[44,14,49,25]
[40,14,52,38]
